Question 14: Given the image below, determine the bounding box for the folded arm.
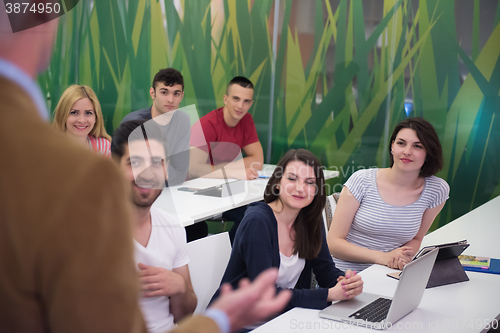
[327,186,410,267]
[170,265,197,322]
[328,186,447,270]
[241,141,264,179]
[188,142,263,180]
[138,263,197,323]
[402,202,446,254]
[327,186,383,263]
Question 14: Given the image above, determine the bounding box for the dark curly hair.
[152,68,184,91]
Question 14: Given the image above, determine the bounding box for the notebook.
[459,255,490,269]
[319,248,438,330]
[461,258,500,275]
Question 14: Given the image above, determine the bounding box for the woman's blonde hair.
[52,85,111,141]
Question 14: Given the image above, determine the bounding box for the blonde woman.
[53,85,111,157]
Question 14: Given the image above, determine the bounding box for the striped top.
[332,168,449,272]
[87,136,111,158]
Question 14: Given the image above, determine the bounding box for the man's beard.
[131,182,163,208]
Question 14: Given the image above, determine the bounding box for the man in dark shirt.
[121,68,190,186]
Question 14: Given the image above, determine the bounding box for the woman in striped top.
[53,85,111,157]
[327,117,449,272]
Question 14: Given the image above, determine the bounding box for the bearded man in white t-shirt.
[111,119,197,333]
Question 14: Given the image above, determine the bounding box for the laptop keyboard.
[348,297,392,323]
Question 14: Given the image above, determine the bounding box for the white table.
[258,164,339,180]
[152,164,339,226]
[420,195,500,258]
[252,196,500,332]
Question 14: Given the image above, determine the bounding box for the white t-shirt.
[134,208,190,333]
[276,252,305,289]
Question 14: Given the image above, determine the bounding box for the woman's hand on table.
[328,269,363,301]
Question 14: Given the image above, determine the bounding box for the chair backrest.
[323,193,340,232]
[186,232,232,314]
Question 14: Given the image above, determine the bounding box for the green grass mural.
[39,0,500,230]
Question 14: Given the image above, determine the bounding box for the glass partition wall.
[40,0,500,230]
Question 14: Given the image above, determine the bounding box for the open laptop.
[319,248,438,330]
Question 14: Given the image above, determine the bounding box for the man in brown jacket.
[0,4,147,333]
[0,3,290,333]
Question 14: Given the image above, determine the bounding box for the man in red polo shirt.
[188,77,264,242]
[189,77,264,180]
